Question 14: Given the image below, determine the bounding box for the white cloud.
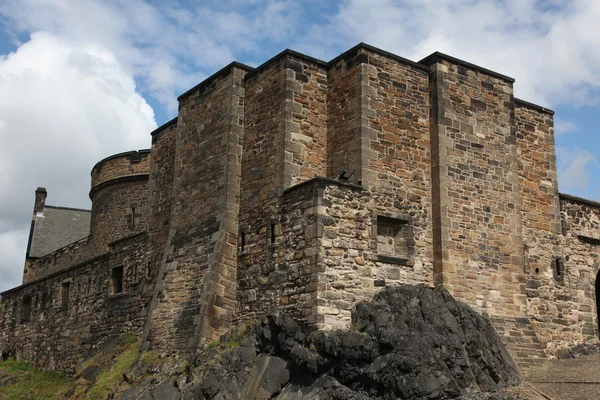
[557,147,598,197]
[554,119,579,135]
[0,32,155,291]
[299,0,600,108]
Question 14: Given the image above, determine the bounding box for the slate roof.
[28,205,91,258]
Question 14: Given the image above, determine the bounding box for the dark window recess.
[88,277,93,294]
[21,296,32,323]
[376,216,413,259]
[553,257,565,284]
[130,206,136,229]
[40,292,47,309]
[241,232,246,251]
[61,282,71,306]
[110,266,124,295]
[270,224,276,244]
[147,262,152,278]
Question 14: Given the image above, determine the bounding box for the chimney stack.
[34,187,47,214]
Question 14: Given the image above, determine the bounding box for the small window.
[110,266,124,295]
[22,296,32,323]
[554,257,565,284]
[146,262,152,278]
[240,231,246,251]
[270,223,276,244]
[376,216,412,259]
[61,282,71,306]
[130,206,136,229]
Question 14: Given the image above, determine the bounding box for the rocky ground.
[117,285,521,399]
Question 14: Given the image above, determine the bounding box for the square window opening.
[21,296,32,323]
[110,266,124,295]
[60,282,70,307]
[376,216,413,259]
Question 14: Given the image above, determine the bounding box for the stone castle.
[1,43,599,374]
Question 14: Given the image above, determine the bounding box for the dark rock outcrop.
[127,285,521,399]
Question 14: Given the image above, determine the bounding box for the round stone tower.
[89,149,151,251]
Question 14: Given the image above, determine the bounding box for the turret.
[89,150,150,251]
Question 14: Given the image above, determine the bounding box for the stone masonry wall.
[526,196,600,355]
[90,150,150,189]
[327,53,361,180]
[313,49,434,330]
[317,182,434,330]
[147,120,177,284]
[89,180,149,252]
[281,55,328,187]
[427,56,525,316]
[0,233,149,375]
[237,179,321,326]
[514,101,565,356]
[25,237,94,284]
[144,64,247,354]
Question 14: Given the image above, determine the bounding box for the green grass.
[85,335,140,400]
[0,359,71,400]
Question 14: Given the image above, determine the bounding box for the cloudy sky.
[0,0,599,292]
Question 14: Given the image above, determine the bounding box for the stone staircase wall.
[492,316,548,373]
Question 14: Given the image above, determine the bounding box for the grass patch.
[85,335,140,400]
[0,359,71,400]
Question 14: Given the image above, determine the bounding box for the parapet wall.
[0,233,149,374]
[90,150,151,189]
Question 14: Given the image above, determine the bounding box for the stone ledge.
[368,253,414,266]
[282,176,363,196]
[177,61,254,101]
[560,193,600,209]
[89,174,149,199]
[91,149,151,173]
[419,51,515,83]
[0,253,110,297]
[515,98,555,115]
[150,117,177,137]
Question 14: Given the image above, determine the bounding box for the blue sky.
[0,0,598,291]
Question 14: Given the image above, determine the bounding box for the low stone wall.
[0,233,149,374]
[526,195,600,356]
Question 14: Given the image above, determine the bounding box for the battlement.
[90,149,151,194]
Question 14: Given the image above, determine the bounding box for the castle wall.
[89,180,149,251]
[281,55,328,186]
[426,56,525,316]
[144,64,247,353]
[526,196,600,355]
[314,49,434,329]
[24,237,94,284]
[237,179,322,325]
[327,52,362,180]
[0,233,148,374]
[147,119,177,282]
